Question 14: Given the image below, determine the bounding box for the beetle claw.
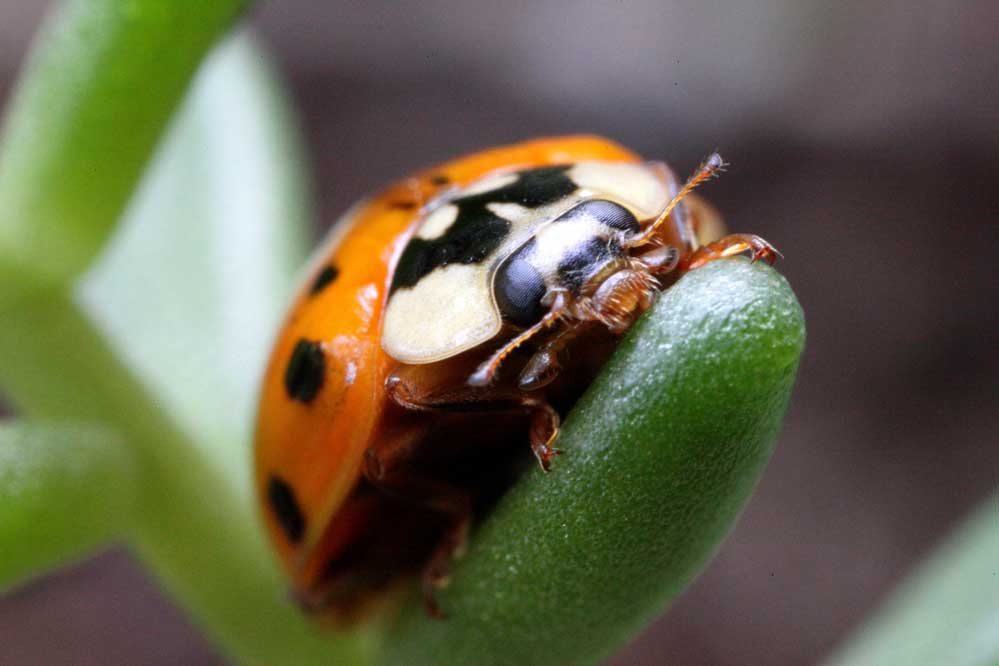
[423,587,447,619]
[685,233,781,271]
[533,444,563,472]
[750,238,782,264]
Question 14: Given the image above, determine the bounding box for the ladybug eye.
[495,245,548,327]
[571,199,640,233]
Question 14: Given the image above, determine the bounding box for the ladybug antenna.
[630,152,726,247]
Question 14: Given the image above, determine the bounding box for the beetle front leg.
[683,233,781,271]
[387,363,563,471]
[517,322,594,391]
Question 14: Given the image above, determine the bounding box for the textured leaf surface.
[381,259,805,666]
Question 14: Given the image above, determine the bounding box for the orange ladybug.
[254,136,777,621]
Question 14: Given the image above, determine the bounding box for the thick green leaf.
[77,32,311,494]
[380,259,805,666]
[0,0,252,290]
[0,421,136,590]
[824,493,999,666]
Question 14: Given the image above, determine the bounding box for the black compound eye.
[495,244,548,327]
[571,199,640,233]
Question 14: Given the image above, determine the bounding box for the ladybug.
[254,136,777,621]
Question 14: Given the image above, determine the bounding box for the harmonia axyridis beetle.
[254,136,778,621]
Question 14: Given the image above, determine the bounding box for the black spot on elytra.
[390,166,577,293]
[309,265,339,295]
[430,174,450,186]
[267,476,305,543]
[388,200,416,211]
[284,339,325,403]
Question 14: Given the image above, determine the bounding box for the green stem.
[0,421,136,588]
[0,0,252,288]
[0,292,367,665]
[0,0,362,657]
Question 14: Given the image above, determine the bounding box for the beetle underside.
[292,153,779,622]
[294,332,616,622]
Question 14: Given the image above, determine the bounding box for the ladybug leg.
[363,433,472,619]
[517,322,592,391]
[634,244,681,276]
[387,366,563,472]
[682,233,781,271]
[468,306,565,387]
[422,509,471,618]
[523,396,562,472]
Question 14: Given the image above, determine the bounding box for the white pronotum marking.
[382,264,501,364]
[381,160,672,364]
[569,161,668,218]
[416,204,459,240]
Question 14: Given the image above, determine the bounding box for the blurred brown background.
[1,1,996,664]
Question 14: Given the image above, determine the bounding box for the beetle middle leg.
[363,426,472,618]
[387,363,562,471]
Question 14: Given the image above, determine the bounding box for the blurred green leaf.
[381,259,805,666]
[0,20,363,665]
[77,33,311,495]
[0,421,136,590]
[0,0,254,290]
[824,493,999,666]
[0,288,358,666]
